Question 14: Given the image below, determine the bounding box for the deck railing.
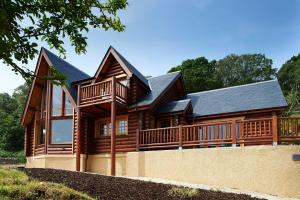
[79,78,127,106]
[279,117,300,143]
[137,117,300,150]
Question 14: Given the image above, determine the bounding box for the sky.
[1,0,300,94]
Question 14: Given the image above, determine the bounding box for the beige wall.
[26,146,300,198]
[26,154,86,171]
[86,154,126,176]
[126,145,300,198]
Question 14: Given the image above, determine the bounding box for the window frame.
[94,115,128,138]
[50,84,74,145]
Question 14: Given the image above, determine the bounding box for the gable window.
[95,116,128,137]
[51,84,73,144]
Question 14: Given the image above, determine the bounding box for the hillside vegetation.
[0,167,94,200]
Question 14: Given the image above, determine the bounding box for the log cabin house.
[22,46,299,176]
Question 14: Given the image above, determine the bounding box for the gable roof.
[185,80,287,117]
[131,71,181,108]
[93,46,149,87]
[112,47,149,86]
[155,99,191,114]
[42,48,90,100]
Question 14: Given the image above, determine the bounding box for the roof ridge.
[42,47,91,77]
[148,71,181,80]
[187,79,278,96]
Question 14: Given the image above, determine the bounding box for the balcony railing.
[79,78,127,106]
[136,117,300,150]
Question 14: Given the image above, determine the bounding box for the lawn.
[0,166,95,200]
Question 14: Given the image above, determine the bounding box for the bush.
[0,150,26,164]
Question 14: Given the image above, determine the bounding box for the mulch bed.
[24,168,264,200]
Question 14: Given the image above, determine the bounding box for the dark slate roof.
[156,99,191,114]
[184,80,287,117]
[43,48,90,101]
[112,47,149,87]
[131,71,181,107]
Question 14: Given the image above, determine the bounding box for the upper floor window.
[51,84,73,144]
[160,119,171,128]
[52,85,73,116]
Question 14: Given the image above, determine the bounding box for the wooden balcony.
[136,117,300,150]
[79,78,127,106]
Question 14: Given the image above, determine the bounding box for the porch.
[136,117,300,150]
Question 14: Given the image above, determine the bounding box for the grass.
[0,166,95,200]
[0,149,26,163]
[168,186,199,198]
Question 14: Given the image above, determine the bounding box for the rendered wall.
[26,154,86,171]
[125,145,300,198]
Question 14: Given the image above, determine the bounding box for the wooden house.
[22,46,299,176]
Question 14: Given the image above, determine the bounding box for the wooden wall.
[87,112,138,154]
[102,58,126,79]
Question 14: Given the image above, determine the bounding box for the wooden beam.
[95,105,111,113]
[110,76,116,176]
[76,85,82,171]
[232,120,237,147]
[272,112,278,146]
[76,108,81,171]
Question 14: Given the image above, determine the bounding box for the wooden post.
[111,76,116,176]
[76,108,81,171]
[232,120,237,147]
[240,121,244,147]
[272,112,278,146]
[45,80,51,154]
[136,129,139,151]
[179,124,183,150]
[76,84,82,171]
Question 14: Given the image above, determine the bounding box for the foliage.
[277,54,300,95]
[0,167,94,200]
[168,186,198,198]
[0,0,127,84]
[215,54,276,87]
[0,150,25,163]
[169,57,222,93]
[169,53,276,93]
[0,83,29,151]
[277,54,300,116]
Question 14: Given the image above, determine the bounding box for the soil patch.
[24,168,265,200]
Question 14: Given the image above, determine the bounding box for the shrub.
[168,186,198,198]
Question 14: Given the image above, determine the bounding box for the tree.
[169,57,222,93]
[216,54,276,87]
[0,83,29,151]
[277,54,300,116]
[277,54,300,95]
[0,0,127,84]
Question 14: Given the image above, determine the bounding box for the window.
[52,85,73,116]
[95,116,128,137]
[52,84,62,116]
[160,119,171,128]
[118,120,128,135]
[51,119,73,144]
[99,122,111,135]
[50,84,73,144]
[64,96,73,115]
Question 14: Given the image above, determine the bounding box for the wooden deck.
[79,78,127,106]
[137,117,300,150]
